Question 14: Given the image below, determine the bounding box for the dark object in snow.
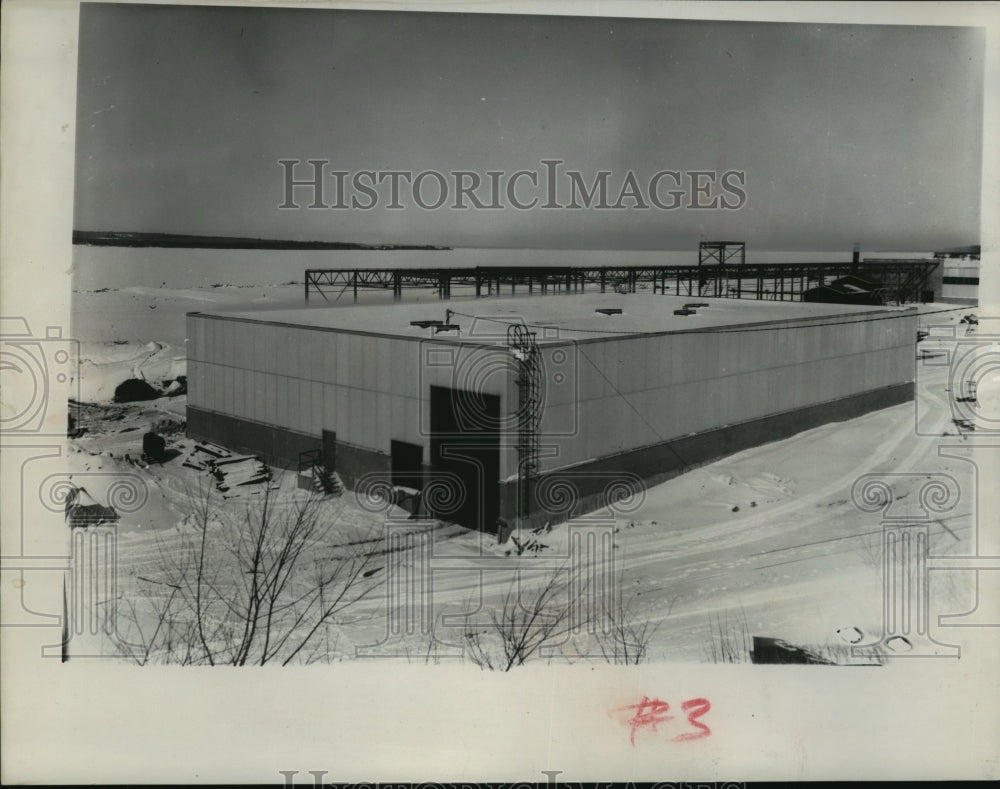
[510,534,548,555]
[750,636,835,665]
[496,517,513,544]
[732,505,740,512]
[68,412,85,438]
[113,378,160,403]
[65,486,120,528]
[164,376,187,397]
[142,431,167,462]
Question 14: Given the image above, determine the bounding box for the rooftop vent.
[595,308,623,316]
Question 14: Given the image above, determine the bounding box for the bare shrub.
[460,562,582,671]
[462,565,660,669]
[119,481,383,665]
[703,607,752,664]
[856,528,884,575]
[595,575,667,665]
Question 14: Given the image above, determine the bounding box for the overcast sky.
[74,3,984,251]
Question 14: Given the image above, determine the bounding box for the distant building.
[938,256,980,305]
[803,276,884,306]
[930,246,980,305]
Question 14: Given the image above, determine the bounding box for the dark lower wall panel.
[334,441,391,490]
[186,407,391,485]
[191,381,912,536]
[499,381,914,530]
[187,407,321,468]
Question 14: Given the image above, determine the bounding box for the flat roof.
[190,293,914,344]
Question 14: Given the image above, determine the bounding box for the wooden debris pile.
[509,534,549,555]
[212,455,271,491]
[182,441,231,471]
[183,441,271,490]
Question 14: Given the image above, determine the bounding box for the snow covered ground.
[68,282,981,665]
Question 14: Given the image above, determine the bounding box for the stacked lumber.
[181,442,270,490]
[213,455,271,491]
[182,441,232,471]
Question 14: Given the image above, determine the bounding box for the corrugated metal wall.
[187,315,516,475]
[540,313,916,471]
[189,310,915,478]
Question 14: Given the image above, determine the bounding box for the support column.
[64,525,120,659]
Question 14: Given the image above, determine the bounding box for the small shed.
[64,486,120,528]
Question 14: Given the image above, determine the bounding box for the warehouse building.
[940,258,980,305]
[186,294,917,536]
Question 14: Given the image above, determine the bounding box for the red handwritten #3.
[619,697,712,745]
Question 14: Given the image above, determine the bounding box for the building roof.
[831,275,883,290]
[802,284,884,306]
[190,293,913,345]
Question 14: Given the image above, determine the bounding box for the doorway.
[429,385,501,532]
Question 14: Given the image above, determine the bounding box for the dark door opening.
[429,385,501,533]
[322,429,337,472]
[391,440,424,491]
